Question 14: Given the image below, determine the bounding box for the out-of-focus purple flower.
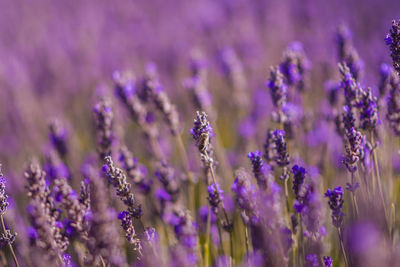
[219,47,249,109]
[292,165,306,200]
[335,25,364,80]
[343,127,363,173]
[155,161,180,202]
[86,167,126,266]
[387,70,400,135]
[119,146,152,195]
[325,187,344,228]
[43,149,70,181]
[273,129,290,180]
[198,205,217,224]
[53,178,88,236]
[232,168,258,225]
[169,210,198,264]
[93,99,114,160]
[339,63,363,106]
[142,67,180,135]
[155,187,171,203]
[49,120,68,158]
[247,151,269,190]
[305,254,319,267]
[263,129,275,164]
[267,67,288,119]
[325,80,341,107]
[386,19,400,75]
[183,76,213,110]
[359,88,378,131]
[279,41,311,92]
[323,256,333,267]
[378,63,397,98]
[207,183,223,215]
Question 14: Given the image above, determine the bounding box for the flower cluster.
[386,19,400,75]
[325,187,345,228]
[93,99,114,160]
[102,156,142,218]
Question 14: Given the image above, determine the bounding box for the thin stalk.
[99,255,106,267]
[0,215,18,267]
[204,206,211,267]
[204,151,234,263]
[370,132,389,223]
[216,219,225,256]
[337,228,349,267]
[350,172,359,217]
[176,135,195,213]
[244,226,250,257]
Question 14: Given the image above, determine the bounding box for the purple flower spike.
[325,186,345,228]
[386,19,400,75]
[247,151,268,190]
[323,256,333,267]
[207,183,223,215]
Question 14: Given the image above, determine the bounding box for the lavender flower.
[378,63,396,98]
[323,256,333,267]
[267,67,288,117]
[170,210,198,264]
[191,111,215,167]
[49,120,68,158]
[359,88,378,131]
[279,41,311,92]
[0,166,9,215]
[247,151,268,190]
[102,156,142,218]
[155,161,180,202]
[43,149,70,181]
[27,200,69,261]
[305,254,319,267]
[385,19,400,75]
[53,178,88,236]
[183,76,213,115]
[325,187,345,228]
[339,63,363,106]
[25,162,68,261]
[387,72,400,135]
[219,47,248,109]
[86,167,126,266]
[207,183,223,215]
[263,129,275,164]
[118,211,141,253]
[292,165,306,200]
[93,99,114,160]
[273,130,290,180]
[335,25,364,80]
[143,72,180,135]
[0,165,17,266]
[119,146,152,194]
[343,127,363,173]
[232,169,258,225]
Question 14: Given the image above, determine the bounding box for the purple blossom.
[247,151,269,190]
[207,183,223,214]
[386,19,400,75]
[325,187,345,228]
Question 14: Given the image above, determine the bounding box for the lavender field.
[1,0,400,266]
